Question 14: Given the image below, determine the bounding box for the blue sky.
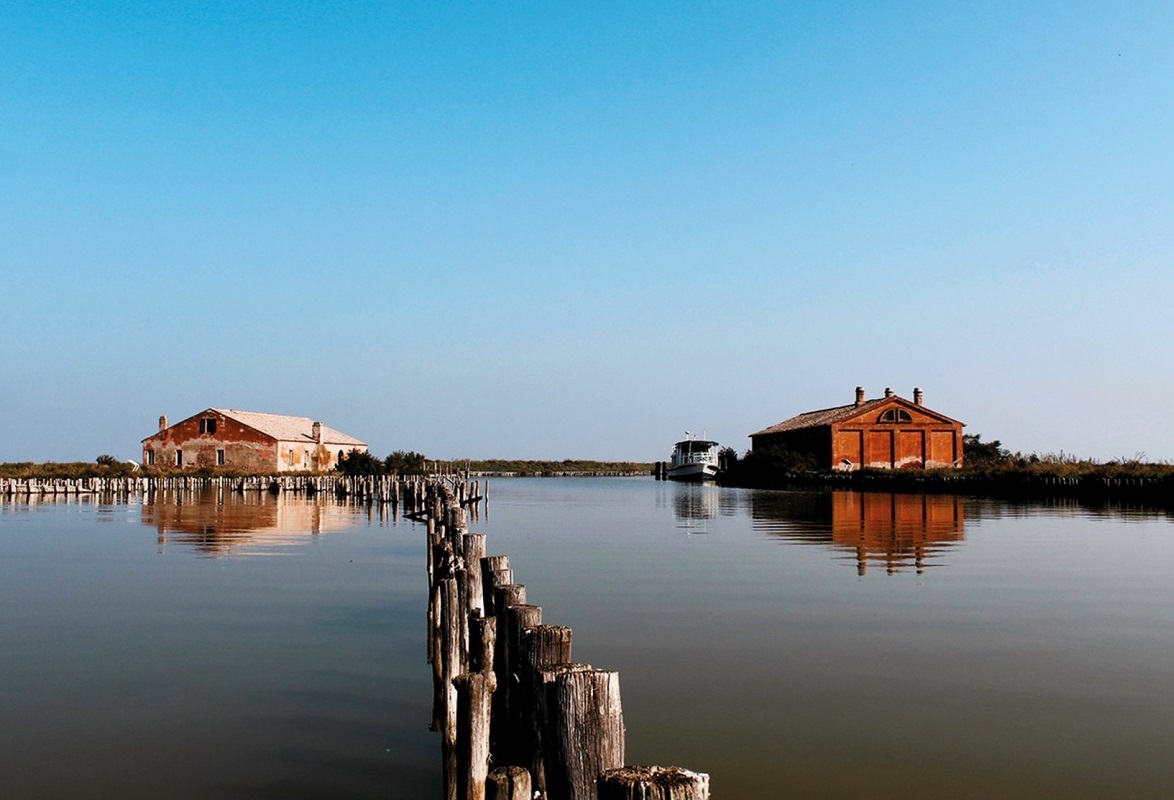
[3,1,1172,462]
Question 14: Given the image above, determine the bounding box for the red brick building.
[142,408,367,472]
[750,387,964,470]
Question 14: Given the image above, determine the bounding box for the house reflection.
[750,490,965,575]
[140,488,357,555]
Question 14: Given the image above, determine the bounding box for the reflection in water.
[140,487,370,555]
[751,490,964,575]
[663,482,737,532]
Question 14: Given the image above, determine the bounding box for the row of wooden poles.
[422,480,709,800]
[0,474,486,510]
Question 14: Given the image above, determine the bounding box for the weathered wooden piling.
[0,474,487,512]
[455,670,496,800]
[544,667,625,800]
[440,577,462,800]
[463,534,487,618]
[597,766,711,800]
[500,603,543,767]
[486,766,531,800]
[470,616,496,673]
[480,555,511,614]
[519,624,574,794]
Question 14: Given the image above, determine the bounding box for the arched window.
[878,408,913,423]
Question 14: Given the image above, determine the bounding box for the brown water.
[3,480,1173,798]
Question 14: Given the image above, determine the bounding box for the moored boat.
[667,436,722,482]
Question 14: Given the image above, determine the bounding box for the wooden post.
[455,670,497,800]
[488,584,526,758]
[543,667,625,800]
[597,766,710,800]
[470,615,496,673]
[501,604,542,767]
[493,583,526,617]
[463,534,487,618]
[484,569,513,615]
[481,555,511,614]
[440,577,461,800]
[518,625,573,794]
[486,766,531,800]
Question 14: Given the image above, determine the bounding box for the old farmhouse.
[750,387,964,470]
[142,409,367,472]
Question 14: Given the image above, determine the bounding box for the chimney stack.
[312,421,322,443]
[159,415,168,431]
[855,386,865,407]
[913,387,924,406]
[884,387,894,398]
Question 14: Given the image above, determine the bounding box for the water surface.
[3,480,1172,799]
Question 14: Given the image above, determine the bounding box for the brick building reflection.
[140,488,357,555]
[751,491,964,575]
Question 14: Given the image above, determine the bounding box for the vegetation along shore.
[719,434,1174,511]
[4,434,1172,511]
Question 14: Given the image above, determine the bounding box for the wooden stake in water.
[440,577,461,800]
[597,766,710,800]
[544,667,625,800]
[455,670,497,800]
[518,625,573,794]
[486,766,531,800]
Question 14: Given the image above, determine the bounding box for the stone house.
[142,408,367,472]
[750,387,964,470]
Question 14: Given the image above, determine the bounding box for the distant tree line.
[335,449,428,476]
[456,458,653,476]
[335,454,653,477]
[6,435,1170,483]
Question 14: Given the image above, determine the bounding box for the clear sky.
[3,1,1172,463]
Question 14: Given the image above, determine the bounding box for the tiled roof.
[214,409,366,446]
[751,394,964,437]
[751,399,889,437]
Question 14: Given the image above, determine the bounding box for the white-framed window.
[217,449,225,466]
[175,450,183,466]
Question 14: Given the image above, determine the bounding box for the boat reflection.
[751,490,965,575]
[140,488,360,555]
[664,481,738,532]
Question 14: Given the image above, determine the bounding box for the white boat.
[667,436,722,482]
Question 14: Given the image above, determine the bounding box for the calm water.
[3,479,1173,799]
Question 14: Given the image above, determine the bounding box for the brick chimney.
[913,387,924,406]
[884,387,894,398]
[855,386,865,407]
[312,421,322,443]
[159,415,168,431]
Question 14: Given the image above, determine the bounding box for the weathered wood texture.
[0,474,485,506]
[463,534,487,617]
[544,668,625,800]
[500,604,542,768]
[518,625,573,795]
[485,766,531,800]
[455,671,497,800]
[440,577,462,800]
[597,766,711,800]
[470,615,496,674]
